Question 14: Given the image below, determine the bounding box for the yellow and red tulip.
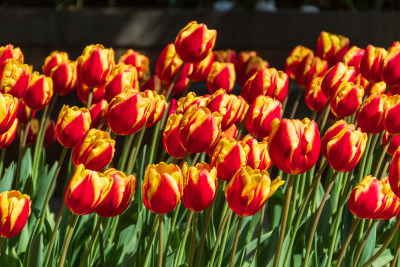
[236,51,269,87]
[316,31,350,67]
[0,190,30,238]
[360,45,387,83]
[375,177,400,220]
[164,76,190,96]
[89,99,108,129]
[243,135,272,171]
[43,120,56,147]
[118,49,150,81]
[305,77,328,112]
[42,50,69,77]
[0,118,18,149]
[285,45,314,79]
[295,55,328,89]
[0,44,23,67]
[174,92,208,115]
[206,62,236,94]
[104,63,139,102]
[383,94,400,135]
[0,93,19,135]
[143,90,167,127]
[321,62,356,100]
[0,58,32,98]
[369,81,386,96]
[188,51,214,82]
[356,93,387,134]
[382,132,400,155]
[163,113,188,159]
[50,60,78,96]
[214,49,237,66]
[140,75,162,93]
[206,89,241,131]
[329,81,364,118]
[77,83,105,105]
[16,98,31,125]
[381,43,400,87]
[234,96,249,125]
[341,46,365,74]
[23,71,53,111]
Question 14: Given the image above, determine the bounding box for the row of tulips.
[1,20,400,267]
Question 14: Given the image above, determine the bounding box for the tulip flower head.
[321,62,356,100]
[360,45,387,83]
[206,62,236,94]
[295,55,328,89]
[329,81,364,118]
[341,46,365,74]
[316,31,350,67]
[382,132,400,155]
[77,83,105,105]
[214,49,237,66]
[0,118,18,149]
[174,92,208,115]
[236,51,269,87]
[51,60,78,96]
[104,62,139,102]
[384,94,400,135]
[143,90,167,127]
[0,45,23,67]
[381,43,400,87]
[42,50,69,77]
[243,135,272,171]
[163,113,188,159]
[285,45,314,79]
[0,58,32,98]
[356,93,387,134]
[388,149,400,198]
[118,49,150,81]
[23,71,53,111]
[206,89,241,131]
[188,51,215,82]
[305,77,328,112]
[89,99,108,129]
[0,93,19,135]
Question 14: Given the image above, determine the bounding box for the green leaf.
[0,162,15,192]
[19,148,32,188]
[357,223,377,267]
[278,229,292,267]
[17,221,30,255]
[28,232,43,267]
[33,162,57,211]
[11,247,23,267]
[257,226,278,267]
[371,247,394,267]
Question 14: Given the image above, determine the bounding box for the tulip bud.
[104,63,139,102]
[77,44,115,88]
[42,51,69,77]
[188,52,214,82]
[50,60,78,96]
[65,164,113,215]
[383,132,400,155]
[341,46,365,74]
[16,99,31,125]
[214,49,237,66]
[356,93,387,134]
[0,45,23,68]
[25,119,39,146]
[143,90,167,127]
[321,62,356,100]
[106,89,152,135]
[174,21,217,63]
[295,55,328,89]
[330,81,364,118]
[118,49,150,81]
[77,83,105,105]
[268,118,320,175]
[316,31,350,67]
[142,162,183,214]
[206,89,241,131]
[0,190,30,238]
[163,113,188,159]
[206,62,236,94]
[305,77,328,112]
[164,77,190,96]
[140,75,162,93]
[89,99,108,129]
[384,94,400,135]
[381,44,400,87]
[95,168,136,217]
[55,105,91,148]
[285,45,314,79]
[0,59,32,98]
[175,92,208,115]
[181,162,217,212]
[321,120,368,172]
[360,45,387,83]
[0,118,18,149]
[179,106,222,153]
[43,120,56,147]
[375,177,400,220]
[23,71,53,111]
[236,51,269,87]
[245,95,282,139]
[243,135,272,171]
[225,166,284,217]
[0,93,19,135]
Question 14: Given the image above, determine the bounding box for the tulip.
[236,51,269,87]
[206,89,241,131]
[0,59,32,98]
[214,49,237,66]
[360,45,387,83]
[0,93,19,135]
[0,45,23,68]
[234,96,249,124]
[174,21,217,63]
[384,94,400,135]
[225,166,284,217]
[178,106,222,153]
[142,162,183,214]
[142,90,167,127]
[329,81,364,118]
[118,49,150,81]
[381,44,400,87]
[181,162,218,212]
[140,75,162,93]
[321,120,368,172]
[375,177,400,220]
[268,118,320,175]
[43,120,56,147]
[72,129,115,171]
[164,77,190,96]
[65,164,113,215]
[245,95,282,139]
[42,51,69,77]
[389,85,400,96]
[0,118,18,149]
[243,135,272,171]
[163,113,188,159]
[341,46,365,74]
[321,62,356,100]
[104,63,139,102]
[106,88,152,135]
[206,124,238,156]
[210,138,249,181]
[23,72,53,111]
[188,52,214,82]
[77,83,105,105]
[50,60,78,96]
[95,168,136,217]
[369,81,387,96]
[285,45,314,79]
[382,132,400,155]
[89,99,108,129]
[316,31,350,67]
[206,62,236,94]
[55,105,91,148]
[295,55,328,89]
[174,92,208,115]
[77,44,115,88]
[354,73,370,91]
[356,93,387,134]
[305,77,328,112]
[0,190,30,238]
[25,119,39,146]
[16,99,31,125]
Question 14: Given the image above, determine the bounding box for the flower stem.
[380,155,391,179]
[81,217,102,267]
[117,134,135,171]
[163,203,181,261]
[189,212,198,267]
[216,210,233,267]
[87,88,93,109]
[391,237,400,267]
[126,128,146,175]
[229,216,243,267]
[336,218,361,267]
[289,89,304,119]
[164,64,186,102]
[158,214,164,267]
[148,121,161,165]
[175,211,194,266]
[0,148,6,180]
[32,105,49,187]
[374,135,391,177]
[353,219,377,267]
[58,214,79,267]
[140,214,160,267]
[317,102,330,131]
[210,208,232,267]
[0,237,4,256]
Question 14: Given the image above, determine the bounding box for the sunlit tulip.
[0,93,19,135]
[285,45,314,79]
[243,135,272,171]
[356,93,387,134]
[0,118,18,149]
[236,51,269,87]
[316,31,349,67]
[206,62,236,94]
[295,55,328,89]
[341,46,365,74]
[214,49,237,66]
[163,113,188,159]
[305,77,328,112]
[0,190,30,238]
[321,62,356,100]
[0,59,32,98]
[118,49,150,81]
[383,94,400,135]
[77,83,105,105]
[330,81,364,118]
[206,89,241,131]
[360,45,387,83]
[23,72,53,111]
[89,99,108,129]
[174,92,208,115]
[42,51,69,77]
[50,60,78,96]
[104,63,139,102]
[188,52,214,82]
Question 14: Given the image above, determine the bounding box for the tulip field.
[1,21,400,267]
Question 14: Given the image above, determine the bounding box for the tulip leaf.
[28,232,43,267]
[0,162,15,192]
[11,247,23,267]
[17,220,30,255]
[277,229,292,267]
[371,247,394,266]
[266,189,284,230]
[257,226,278,267]
[19,148,32,189]
[32,162,57,211]
[357,223,376,267]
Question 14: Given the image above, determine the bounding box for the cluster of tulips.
[1,20,400,267]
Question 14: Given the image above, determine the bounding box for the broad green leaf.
[257,226,278,267]
[17,222,29,255]
[19,148,32,188]
[0,162,15,192]
[28,232,43,267]
[278,229,292,267]
[33,162,57,211]
[357,223,377,267]
[371,247,394,267]
[11,247,23,267]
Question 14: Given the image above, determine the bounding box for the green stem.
[210,208,232,267]
[81,217,102,267]
[106,216,119,246]
[164,64,186,102]
[58,214,79,267]
[336,218,361,267]
[148,121,161,165]
[140,214,160,267]
[273,174,295,267]
[0,148,6,179]
[16,114,32,188]
[374,135,391,177]
[87,88,93,109]
[256,205,266,252]
[117,134,135,171]
[32,105,49,188]
[98,223,105,267]
[47,94,59,119]
[229,217,243,267]
[175,211,194,266]
[191,153,201,166]
[189,212,198,267]
[126,128,146,174]
[391,237,400,267]
[353,219,377,267]
[317,102,330,131]
[289,89,304,119]
[0,237,4,256]
[163,203,181,262]
[303,171,339,266]
[361,219,400,267]
[296,172,307,210]
[356,133,373,182]
[194,198,215,267]
[216,210,233,267]
[380,155,391,179]
[158,215,163,267]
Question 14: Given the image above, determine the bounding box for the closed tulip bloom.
[384,94,400,135]
[77,83,105,105]
[375,177,400,220]
[285,45,314,79]
[206,62,236,94]
[0,118,18,149]
[381,44,400,87]
[234,96,249,124]
[225,166,284,217]
[360,45,387,83]
[321,62,356,100]
[341,46,365,74]
[55,105,91,148]
[174,21,217,63]
[104,63,139,102]
[0,59,32,98]
[118,49,150,81]
[268,118,321,175]
[106,88,152,135]
[214,49,237,66]
[43,120,56,147]
[164,77,190,96]
[142,162,183,214]
[25,119,39,146]
[245,95,282,139]
[243,135,272,171]
[0,93,19,135]
[16,99,31,125]
[206,124,238,156]
[210,138,249,181]
[140,75,162,93]
[330,81,364,118]
[268,69,289,103]
[89,99,108,129]
[23,71,53,111]
[65,164,113,215]
[42,51,69,77]
[174,92,208,115]
[95,168,136,217]
[316,31,350,67]
[321,120,368,172]
[389,149,400,198]
[382,133,400,155]
[50,60,78,96]
[0,45,23,67]
[179,106,222,153]
[206,89,241,131]
[181,162,217,212]
[77,44,115,88]
[356,93,387,134]
[143,90,167,127]
[236,51,269,87]
[305,77,328,112]
[354,73,370,91]
[163,114,188,159]
[295,55,328,89]
[72,129,115,171]
[0,190,30,238]
[188,52,214,82]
